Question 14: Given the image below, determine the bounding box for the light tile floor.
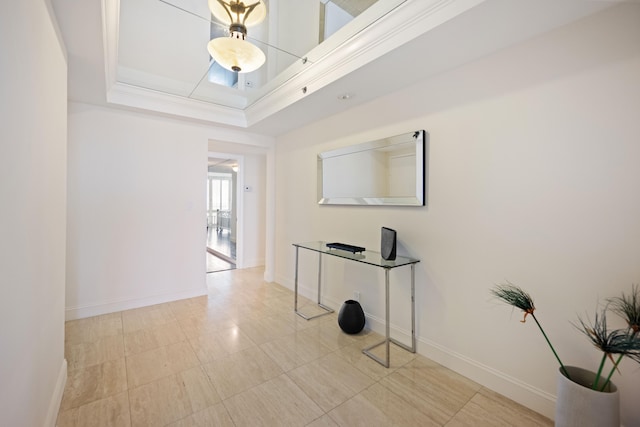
[57,267,552,427]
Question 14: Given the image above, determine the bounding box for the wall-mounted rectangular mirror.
[318,130,426,206]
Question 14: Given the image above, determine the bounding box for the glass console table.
[292,241,420,368]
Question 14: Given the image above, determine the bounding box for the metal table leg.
[295,250,334,320]
[294,246,300,312]
[389,263,416,353]
[363,265,417,368]
[363,268,391,368]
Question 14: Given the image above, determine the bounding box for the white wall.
[242,154,267,267]
[0,1,68,425]
[273,4,640,425]
[66,103,272,319]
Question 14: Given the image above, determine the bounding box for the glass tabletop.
[293,241,419,269]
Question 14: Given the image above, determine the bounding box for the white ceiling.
[51,0,625,136]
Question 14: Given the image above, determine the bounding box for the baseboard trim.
[417,338,556,419]
[45,358,67,427]
[275,273,555,419]
[65,287,207,320]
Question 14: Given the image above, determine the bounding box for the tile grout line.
[443,388,480,426]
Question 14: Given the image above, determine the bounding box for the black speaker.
[381,227,397,260]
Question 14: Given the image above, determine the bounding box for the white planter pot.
[555,366,620,427]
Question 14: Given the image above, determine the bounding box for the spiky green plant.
[609,284,640,333]
[599,284,640,391]
[576,309,639,390]
[492,283,640,392]
[491,283,570,379]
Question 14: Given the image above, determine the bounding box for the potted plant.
[491,283,640,427]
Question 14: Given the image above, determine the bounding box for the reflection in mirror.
[318,130,426,206]
[115,0,406,108]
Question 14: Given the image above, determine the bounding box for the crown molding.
[107,81,247,127]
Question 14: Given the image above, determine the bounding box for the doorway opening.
[206,158,238,272]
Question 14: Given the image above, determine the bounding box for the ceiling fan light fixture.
[208,0,267,28]
[207,32,266,73]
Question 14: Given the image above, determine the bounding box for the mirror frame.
[317,130,426,206]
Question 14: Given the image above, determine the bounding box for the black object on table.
[326,242,366,253]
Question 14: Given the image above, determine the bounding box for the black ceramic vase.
[338,300,365,334]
